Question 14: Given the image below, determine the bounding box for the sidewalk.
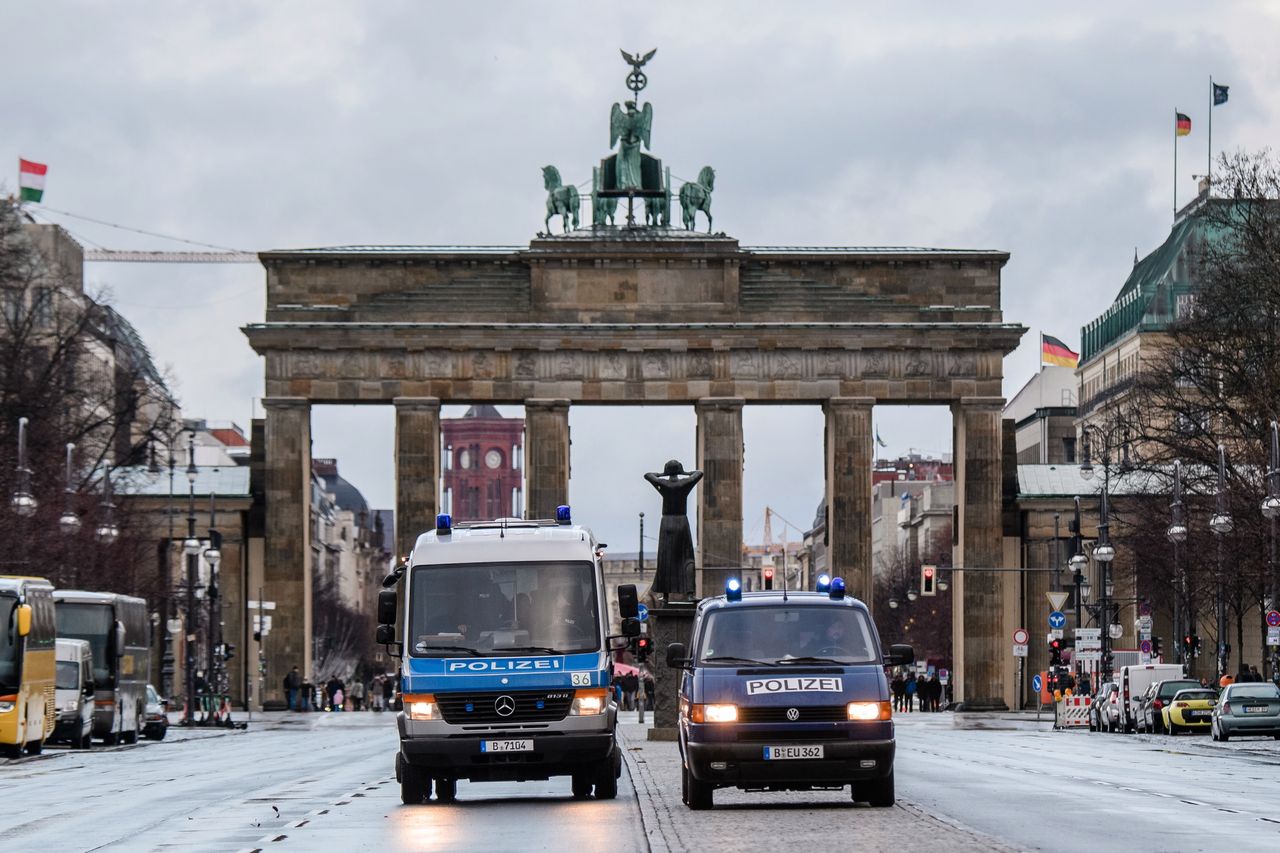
[616,719,1013,853]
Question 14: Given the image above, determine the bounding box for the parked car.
[1160,688,1216,734]
[142,684,168,740]
[1089,682,1120,732]
[1138,678,1201,734]
[51,638,94,749]
[1211,682,1280,742]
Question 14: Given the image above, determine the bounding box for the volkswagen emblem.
[494,695,516,717]
[786,707,800,721]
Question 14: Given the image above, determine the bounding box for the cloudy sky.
[5,2,1278,553]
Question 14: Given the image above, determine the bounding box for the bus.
[1,576,57,757]
[54,591,150,745]
[381,508,628,805]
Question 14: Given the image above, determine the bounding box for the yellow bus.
[1,576,57,757]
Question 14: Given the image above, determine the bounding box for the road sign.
[247,600,276,611]
[1076,651,1102,662]
[1013,643,1028,657]
[1137,615,1153,635]
[636,603,649,623]
[253,614,273,635]
[1048,629,1064,641]
[1075,628,1101,651]
[1139,639,1152,654]
[1046,591,1070,612]
[1267,610,1280,628]
[1048,611,1066,630]
[1138,600,1152,617]
[938,668,950,685]
[1012,628,1030,645]
[1268,626,1280,647]
[1031,673,1043,692]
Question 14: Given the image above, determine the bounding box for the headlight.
[570,689,607,716]
[404,693,438,721]
[689,703,738,723]
[847,701,892,721]
[0,700,15,714]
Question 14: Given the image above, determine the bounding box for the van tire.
[400,771,428,805]
[683,763,713,810]
[854,771,895,807]
[78,731,93,750]
[571,773,593,799]
[434,777,457,802]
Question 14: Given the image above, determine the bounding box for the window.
[1063,437,1077,464]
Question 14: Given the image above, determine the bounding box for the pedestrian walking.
[300,675,314,712]
[382,674,395,711]
[622,671,639,712]
[904,673,917,712]
[284,666,301,712]
[638,667,654,723]
[351,677,366,711]
[891,672,905,712]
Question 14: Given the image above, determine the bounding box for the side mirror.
[375,623,397,645]
[16,604,31,637]
[666,642,689,668]
[377,589,398,626]
[617,584,639,619]
[884,643,915,667]
[113,620,126,658]
[621,617,641,638]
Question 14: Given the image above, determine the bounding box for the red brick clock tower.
[441,405,525,521]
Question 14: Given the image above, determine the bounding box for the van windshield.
[696,606,879,665]
[56,603,114,685]
[0,595,18,692]
[56,660,81,690]
[409,561,600,657]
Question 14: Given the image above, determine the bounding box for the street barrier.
[1055,695,1091,729]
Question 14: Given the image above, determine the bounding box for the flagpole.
[1173,108,1178,218]
[1038,333,1047,463]
[1207,76,1213,191]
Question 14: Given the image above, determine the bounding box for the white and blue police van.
[377,507,637,804]
[667,575,913,809]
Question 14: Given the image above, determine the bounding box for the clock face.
[485,449,503,469]
[458,449,471,469]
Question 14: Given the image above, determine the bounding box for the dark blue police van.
[667,576,913,810]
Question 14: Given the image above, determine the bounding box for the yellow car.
[1161,688,1216,734]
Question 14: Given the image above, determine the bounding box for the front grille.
[738,705,848,723]
[738,729,843,741]
[436,690,573,724]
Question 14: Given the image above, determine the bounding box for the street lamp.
[1167,459,1189,665]
[888,595,900,609]
[94,468,119,545]
[1264,421,1280,680]
[58,443,80,535]
[1078,423,1131,683]
[11,416,37,517]
[1211,443,1232,679]
[183,432,199,725]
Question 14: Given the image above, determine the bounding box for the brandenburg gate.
[243,52,1025,710]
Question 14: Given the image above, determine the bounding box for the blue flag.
[875,427,888,449]
[1213,83,1229,106]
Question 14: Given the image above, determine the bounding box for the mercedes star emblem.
[786,707,800,721]
[494,695,516,717]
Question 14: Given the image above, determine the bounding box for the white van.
[53,638,94,749]
[1118,663,1184,733]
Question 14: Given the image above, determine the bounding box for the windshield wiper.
[491,645,563,655]
[775,655,851,665]
[419,645,483,656]
[700,655,778,667]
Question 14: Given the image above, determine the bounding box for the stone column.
[262,397,311,707]
[524,398,570,519]
[824,397,875,606]
[394,397,441,559]
[695,398,744,597]
[952,396,1007,711]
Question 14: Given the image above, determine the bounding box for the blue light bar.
[816,574,831,593]
[435,513,452,534]
[556,505,572,525]
[829,577,846,600]
[725,577,742,602]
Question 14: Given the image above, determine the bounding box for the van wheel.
[399,770,429,805]
[102,732,117,746]
[78,731,93,750]
[434,778,457,803]
[854,771,895,807]
[683,763,713,810]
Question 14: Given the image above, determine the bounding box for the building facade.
[441,404,524,521]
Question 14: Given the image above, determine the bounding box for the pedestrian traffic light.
[636,636,650,662]
[1151,637,1162,659]
[1184,633,1201,657]
[920,565,937,597]
[223,643,235,662]
[762,567,774,590]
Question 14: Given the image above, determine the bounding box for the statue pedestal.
[645,601,698,741]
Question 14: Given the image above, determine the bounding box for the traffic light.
[1049,637,1063,666]
[920,565,937,597]
[636,636,650,662]
[1151,637,1162,659]
[1184,633,1201,657]
[763,567,774,590]
[222,642,236,662]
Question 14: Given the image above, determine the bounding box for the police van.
[667,576,913,809]
[378,507,633,805]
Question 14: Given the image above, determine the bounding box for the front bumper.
[398,730,616,781]
[684,724,894,786]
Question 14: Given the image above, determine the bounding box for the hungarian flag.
[1041,334,1079,369]
[18,159,47,202]
[1175,113,1192,137]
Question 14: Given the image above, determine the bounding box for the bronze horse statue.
[678,166,715,232]
[542,166,580,233]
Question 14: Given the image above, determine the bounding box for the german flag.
[1041,334,1079,369]
[1175,112,1192,137]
